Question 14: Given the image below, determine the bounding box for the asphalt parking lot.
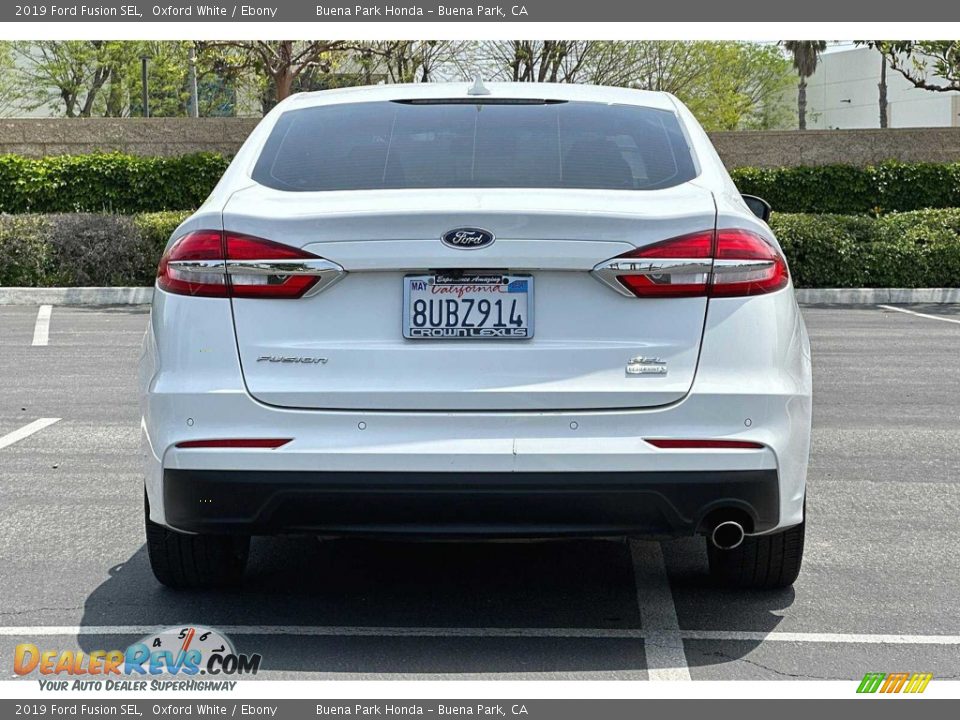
[1,303,959,681]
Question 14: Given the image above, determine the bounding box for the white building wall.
[796,46,960,129]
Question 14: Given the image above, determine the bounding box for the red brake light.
[157,231,329,300]
[597,229,788,299]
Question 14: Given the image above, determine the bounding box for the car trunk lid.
[225,185,715,411]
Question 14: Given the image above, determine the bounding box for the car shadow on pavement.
[78,537,789,676]
[661,538,797,670]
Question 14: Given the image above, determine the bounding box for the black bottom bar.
[162,469,780,538]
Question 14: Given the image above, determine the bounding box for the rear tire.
[707,520,804,589]
[144,493,249,589]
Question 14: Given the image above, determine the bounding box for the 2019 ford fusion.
[139,82,811,590]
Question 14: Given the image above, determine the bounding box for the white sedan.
[139,81,811,590]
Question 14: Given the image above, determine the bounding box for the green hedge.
[0,211,189,287]
[1,152,960,215]
[0,153,228,214]
[731,162,960,214]
[769,208,960,287]
[3,209,960,289]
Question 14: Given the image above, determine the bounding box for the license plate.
[403,273,533,339]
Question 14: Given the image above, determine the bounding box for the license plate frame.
[402,273,534,340]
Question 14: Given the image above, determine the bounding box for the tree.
[879,53,888,128]
[8,40,244,117]
[0,42,17,117]
[628,42,793,130]
[354,41,466,83]
[781,41,827,130]
[462,41,791,130]
[11,41,120,117]
[855,41,890,128]
[872,41,960,93]
[198,41,348,111]
[470,41,595,83]
[125,42,196,117]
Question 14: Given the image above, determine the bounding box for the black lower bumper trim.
[162,469,779,538]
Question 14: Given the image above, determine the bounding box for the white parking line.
[0,418,61,451]
[31,305,52,346]
[878,304,960,325]
[630,540,691,681]
[682,630,960,644]
[1,626,958,645]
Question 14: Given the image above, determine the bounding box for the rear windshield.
[252,100,698,192]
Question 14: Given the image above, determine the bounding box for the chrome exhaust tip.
[710,520,745,550]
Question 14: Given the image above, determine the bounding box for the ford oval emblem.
[441,227,495,250]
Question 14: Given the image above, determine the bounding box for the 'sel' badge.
[626,356,667,376]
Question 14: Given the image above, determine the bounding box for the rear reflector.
[176,439,292,449]
[645,439,764,449]
[594,229,788,299]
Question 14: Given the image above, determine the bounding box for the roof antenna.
[468,77,491,96]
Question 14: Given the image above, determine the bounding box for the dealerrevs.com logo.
[14,626,261,691]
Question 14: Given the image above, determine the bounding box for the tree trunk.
[797,78,807,130]
[79,66,110,117]
[62,89,77,118]
[274,70,294,102]
[273,41,295,102]
[537,42,552,82]
[105,66,124,117]
[879,56,888,128]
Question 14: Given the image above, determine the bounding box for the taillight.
[711,229,789,297]
[157,231,344,299]
[156,231,228,298]
[592,229,788,299]
[601,231,714,298]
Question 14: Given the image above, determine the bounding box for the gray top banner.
[3,0,957,23]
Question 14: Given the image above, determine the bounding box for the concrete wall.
[710,128,960,167]
[3,118,960,168]
[0,118,259,158]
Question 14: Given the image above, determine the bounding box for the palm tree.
[878,53,888,128]
[854,41,889,128]
[782,41,827,130]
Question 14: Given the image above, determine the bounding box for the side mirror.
[742,194,771,223]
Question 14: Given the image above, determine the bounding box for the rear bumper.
[163,468,779,538]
